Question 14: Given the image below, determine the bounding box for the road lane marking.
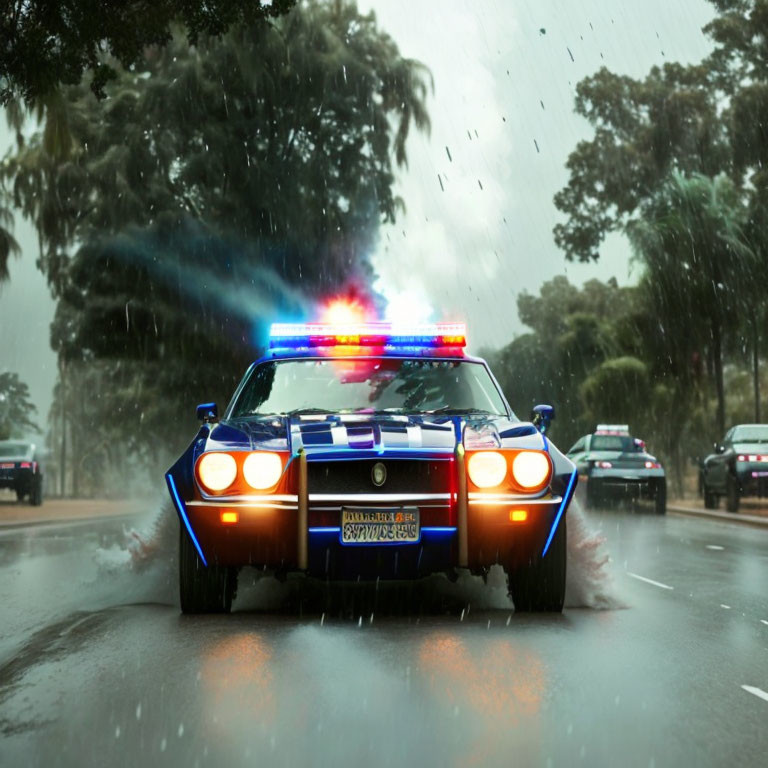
[720,604,731,610]
[626,572,674,590]
[760,620,768,626]
[742,685,768,703]
[706,545,725,551]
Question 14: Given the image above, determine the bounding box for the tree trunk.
[59,361,67,497]
[712,319,725,436]
[752,313,761,423]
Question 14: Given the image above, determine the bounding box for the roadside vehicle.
[700,424,768,512]
[166,321,578,614]
[0,440,44,505]
[566,425,666,514]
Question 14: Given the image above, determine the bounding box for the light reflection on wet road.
[1,509,767,767]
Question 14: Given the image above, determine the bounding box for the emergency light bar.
[269,322,467,349]
[595,424,630,435]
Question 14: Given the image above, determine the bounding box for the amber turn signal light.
[220,511,239,524]
[509,509,528,523]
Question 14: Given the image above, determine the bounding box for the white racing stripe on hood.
[331,426,347,446]
[406,426,423,449]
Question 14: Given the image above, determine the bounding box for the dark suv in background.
[0,441,44,506]
[700,424,768,512]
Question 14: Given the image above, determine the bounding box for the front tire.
[703,483,718,509]
[179,528,236,613]
[726,475,740,513]
[508,517,566,612]
[29,477,43,506]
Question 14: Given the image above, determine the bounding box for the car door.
[706,429,732,491]
[567,436,590,477]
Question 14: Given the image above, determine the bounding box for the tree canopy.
[552,0,768,453]
[0,0,296,105]
[1,0,431,483]
[0,372,39,440]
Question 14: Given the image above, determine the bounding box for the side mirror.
[531,404,555,434]
[715,442,725,454]
[196,402,218,423]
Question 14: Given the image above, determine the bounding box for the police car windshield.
[0,442,29,458]
[231,358,508,417]
[591,435,637,452]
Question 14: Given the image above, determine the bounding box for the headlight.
[467,451,507,488]
[243,452,283,490]
[511,451,551,489]
[198,452,237,492]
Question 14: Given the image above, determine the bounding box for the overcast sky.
[0,0,715,425]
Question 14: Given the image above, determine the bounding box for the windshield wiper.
[286,407,333,416]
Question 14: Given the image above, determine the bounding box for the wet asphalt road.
[1,507,767,768]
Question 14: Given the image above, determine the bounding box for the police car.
[567,425,666,513]
[0,440,44,505]
[166,320,578,614]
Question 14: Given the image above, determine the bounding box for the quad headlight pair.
[467,450,551,491]
[198,448,551,495]
[197,451,283,493]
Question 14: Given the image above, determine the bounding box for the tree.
[4,1,431,294]
[2,0,431,472]
[628,172,755,435]
[580,357,651,428]
[0,372,39,439]
[0,0,296,105]
[554,62,730,263]
[491,277,639,448]
[0,193,20,282]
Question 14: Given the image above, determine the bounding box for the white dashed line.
[626,572,674,590]
[720,604,731,610]
[742,685,768,703]
[706,545,725,551]
[760,620,768,626]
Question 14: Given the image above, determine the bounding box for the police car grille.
[307,459,452,494]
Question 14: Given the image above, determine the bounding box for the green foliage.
[0,195,20,281]
[4,1,431,296]
[0,372,39,440]
[0,0,296,105]
[552,0,768,468]
[2,0,431,475]
[580,357,651,428]
[491,277,640,449]
[629,172,758,435]
[554,62,729,263]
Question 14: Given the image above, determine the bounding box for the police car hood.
[205,413,546,455]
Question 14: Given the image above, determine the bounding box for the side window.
[568,436,586,455]
[724,428,734,446]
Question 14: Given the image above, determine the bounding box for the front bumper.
[586,468,664,499]
[170,478,571,578]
